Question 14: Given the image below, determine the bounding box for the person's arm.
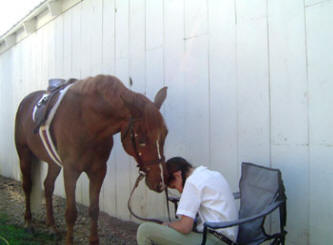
[164,215,194,234]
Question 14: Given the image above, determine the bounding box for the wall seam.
[266,0,273,234]
[266,0,272,169]
[303,0,311,244]
[234,0,240,182]
[113,0,118,217]
[206,0,212,168]
[144,0,147,95]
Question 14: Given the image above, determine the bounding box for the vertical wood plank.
[63,9,72,78]
[184,0,207,38]
[40,26,49,87]
[146,0,163,50]
[236,0,270,166]
[102,0,115,75]
[208,0,238,190]
[47,22,56,79]
[306,1,333,243]
[54,16,64,78]
[163,0,186,160]
[0,48,15,177]
[146,0,164,97]
[309,146,333,244]
[71,3,81,78]
[183,36,210,167]
[183,0,210,168]
[268,0,309,243]
[80,0,103,78]
[35,26,43,89]
[89,0,103,76]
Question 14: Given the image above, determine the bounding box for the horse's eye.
[138,137,146,147]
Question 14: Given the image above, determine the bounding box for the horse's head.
[120,87,168,193]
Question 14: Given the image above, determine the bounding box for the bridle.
[123,118,171,224]
[123,118,165,171]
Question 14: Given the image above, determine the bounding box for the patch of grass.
[0,213,56,245]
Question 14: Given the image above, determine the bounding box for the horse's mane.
[72,75,165,134]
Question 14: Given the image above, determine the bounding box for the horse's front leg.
[63,167,81,245]
[44,163,61,235]
[87,164,107,245]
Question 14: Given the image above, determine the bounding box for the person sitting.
[137,157,238,245]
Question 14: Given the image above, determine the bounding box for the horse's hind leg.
[44,163,61,235]
[63,167,80,245]
[87,165,106,245]
[17,146,34,232]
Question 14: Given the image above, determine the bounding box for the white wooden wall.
[0,0,332,244]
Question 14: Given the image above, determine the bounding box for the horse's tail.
[15,94,44,214]
[30,158,43,213]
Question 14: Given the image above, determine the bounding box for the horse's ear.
[154,86,168,109]
[120,94,143,119]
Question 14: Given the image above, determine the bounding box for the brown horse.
[14,75,168,244]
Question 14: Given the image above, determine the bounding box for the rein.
[124,118,171,223]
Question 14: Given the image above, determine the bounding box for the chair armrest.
[233,192,240,199]
[204,200,284,229]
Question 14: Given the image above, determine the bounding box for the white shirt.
[176,166,239,242]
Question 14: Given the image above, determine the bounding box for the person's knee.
[137,222,151,237]
[137,222,157,245]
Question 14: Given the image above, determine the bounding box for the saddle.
[33,78,77,133]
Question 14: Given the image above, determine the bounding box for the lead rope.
[156,140,171,222]
[128,172,164,224]
[165,185,171,222]
[127,171,172,223]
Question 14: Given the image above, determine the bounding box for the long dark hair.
[166,157,193,187]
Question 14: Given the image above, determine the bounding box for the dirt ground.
[0,175,138,244]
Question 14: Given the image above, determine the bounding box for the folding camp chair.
[168,162,287,245]
[201,162,287,245]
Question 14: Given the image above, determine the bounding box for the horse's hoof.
[51,232,62,241]
[65,236,74,245]
[89,238,99,245]
[24,226,35,234]
[50,225,60,234]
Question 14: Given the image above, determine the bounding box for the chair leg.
[201,226,208,245]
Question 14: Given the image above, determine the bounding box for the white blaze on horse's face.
[156,138,165,191]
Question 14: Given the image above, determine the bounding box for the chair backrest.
[237,162,286,244]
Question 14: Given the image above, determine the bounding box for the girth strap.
[38,83,74,167]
